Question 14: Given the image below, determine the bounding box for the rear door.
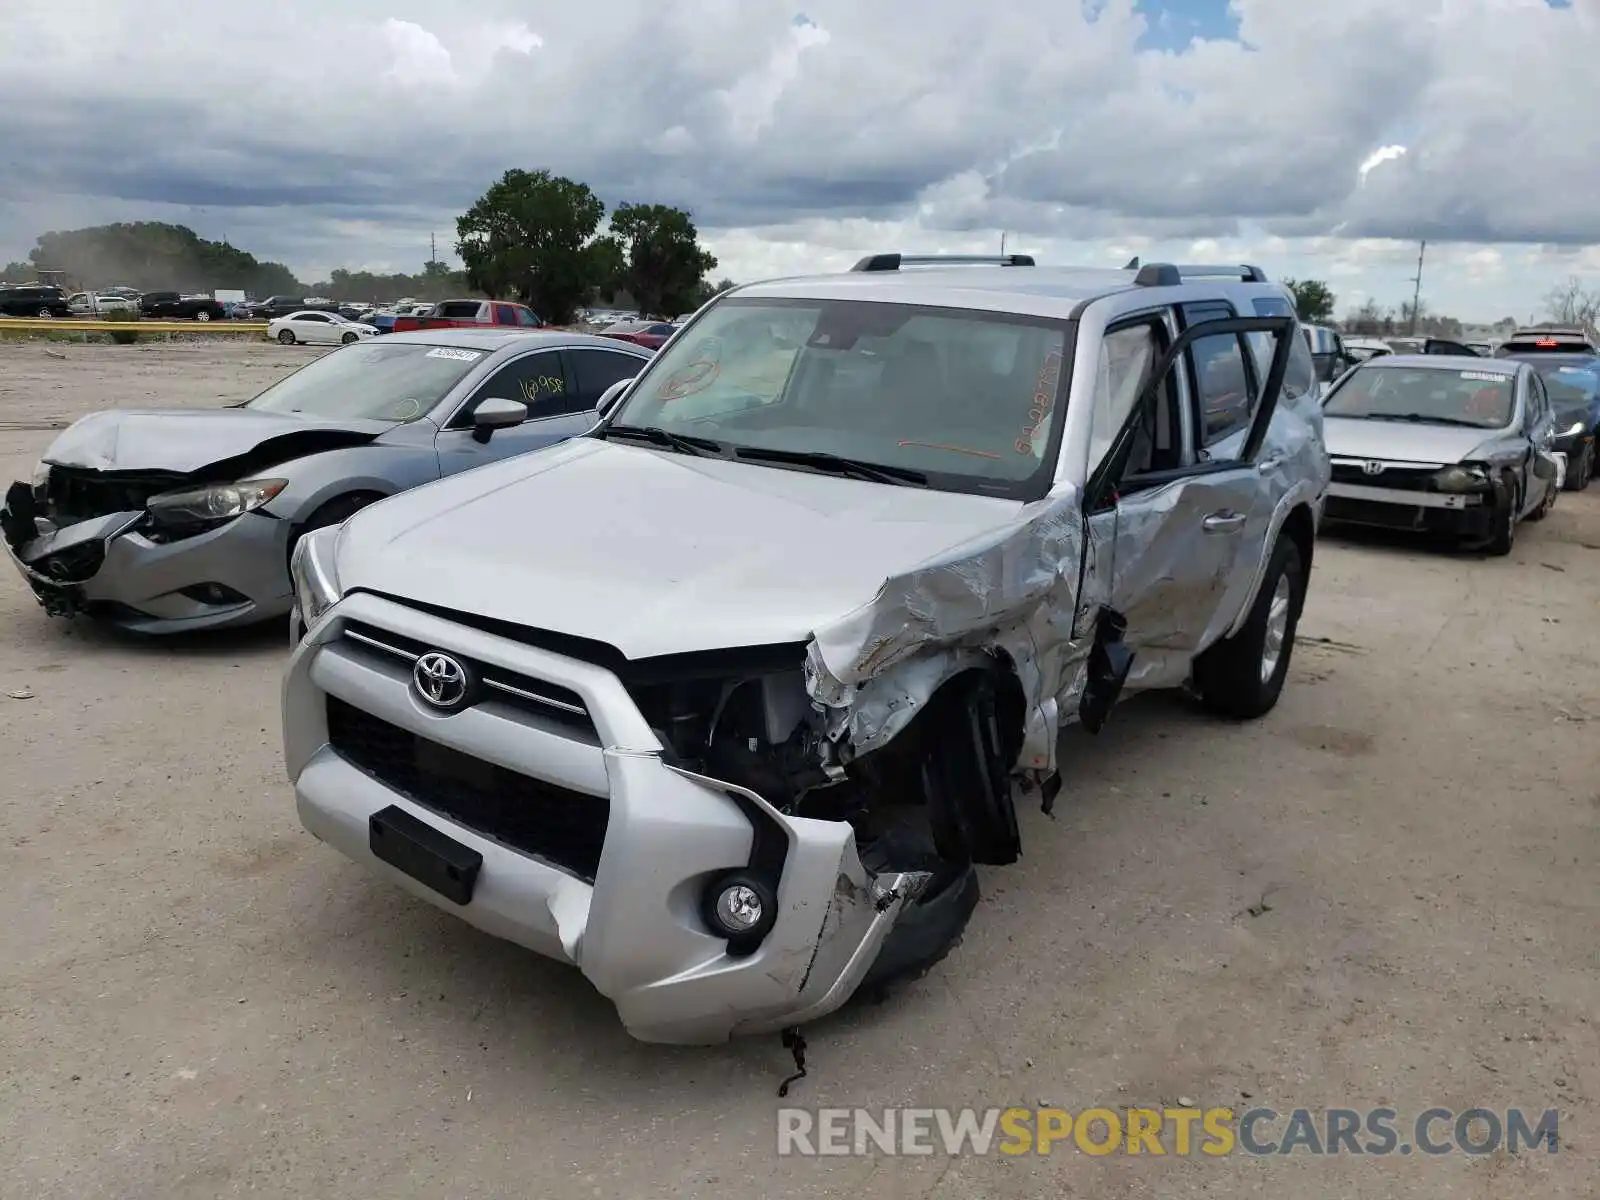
[562,346,648,415]
[433,347,586,474]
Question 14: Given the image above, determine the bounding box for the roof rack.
[849,253,1036,272]
[1129,261,1269,286]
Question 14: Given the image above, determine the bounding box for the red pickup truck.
[391,299,544,333]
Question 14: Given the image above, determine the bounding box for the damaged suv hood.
[43,408,393,475]
[333,437,1026,659]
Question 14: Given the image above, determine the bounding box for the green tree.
[455,169,605,324]
[1282,278,1336,325]
[599,203,718,318]
[24,222,304,295]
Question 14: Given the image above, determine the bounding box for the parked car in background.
[0,284,73,318]
[1321,356,1559,554]
[0,330,653,634]
[597,319,678,349]
[1495,324,1600,357]
[67,292,138,316]
[1343,337,1394,362]
[139,291,226,321]
[1502,353,1600,491]
[268,311,380,346]
[391,299,544,334]
[278,255,1329,1044]
[1302,324,1356,383]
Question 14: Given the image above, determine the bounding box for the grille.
[34,539,106,582]
[340,620,594,734]
[47,468,186,522]
[1324,496,1426,529]
[1329,463,1439,490]
[326,696,609,881]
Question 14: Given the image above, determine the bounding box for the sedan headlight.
[1432,463,1493,492]
[289,525,342,629]
[1559,420,1585,438]
[146,477,287,524]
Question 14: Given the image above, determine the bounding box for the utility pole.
[1000,231,1007,257]
[1408,240,1426,336]
[429,231,437,266]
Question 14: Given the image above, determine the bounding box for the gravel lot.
[1,341,1596,1198]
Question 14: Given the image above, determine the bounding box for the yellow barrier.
[0,318,269,333]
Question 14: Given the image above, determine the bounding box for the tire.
[195,310,211,322]
[277,329,295,345]
[1527,478,1555,522]
[288,491,383,562]
[1483,485,1517,556]
[1194,535,1305,720]
[850,864,980,1005]
[37,307,51,318]
[1567,442,1594,492]
[340,331,358,345]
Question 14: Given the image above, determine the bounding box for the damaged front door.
[1082,311,1296,693]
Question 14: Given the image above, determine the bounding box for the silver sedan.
[0,330,653,633]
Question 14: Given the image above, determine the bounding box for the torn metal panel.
[803,486,1096,769]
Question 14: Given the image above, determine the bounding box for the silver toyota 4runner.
[282,253,1330,1045]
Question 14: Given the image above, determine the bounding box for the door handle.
[1202,510,1247,533]
[1256,455,1283,473]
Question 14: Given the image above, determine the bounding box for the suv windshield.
[607,297,1071,496]
[1325,365,1515,429]
[245,340,485,422]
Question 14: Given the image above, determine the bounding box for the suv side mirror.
[471,396,528,443]
[596,377,634,420]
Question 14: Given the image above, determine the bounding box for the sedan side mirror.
[596,376,634,420]
[471,396,528,443]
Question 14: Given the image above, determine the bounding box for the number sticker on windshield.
[425,347,483,362]
[1458,371,1502,382]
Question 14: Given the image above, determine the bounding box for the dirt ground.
[0,341,1595,1198]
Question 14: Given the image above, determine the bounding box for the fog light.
[715,884,764,932]
[702,871,778,952]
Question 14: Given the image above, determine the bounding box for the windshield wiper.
[733,446,928,486]
[1363,413,1491,428]
[601,424,723,456]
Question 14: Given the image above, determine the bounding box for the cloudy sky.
[1,0,1596,321]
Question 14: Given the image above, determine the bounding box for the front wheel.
[195,310,211,322]
[277,329,295,345]
[1482,486,1517,556]
[340,331,358,344]
[1193,535,1306,720]
[36,307,52,318]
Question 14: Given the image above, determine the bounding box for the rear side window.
[436,301,481,320]
[493,303,519,324]
[568,348,642,409]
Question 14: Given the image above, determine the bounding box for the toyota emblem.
[413,651,471,711]
[1362,460,1385,476]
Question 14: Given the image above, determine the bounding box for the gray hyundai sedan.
[0,330,653,632]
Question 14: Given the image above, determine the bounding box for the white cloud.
[0,0,1596,317]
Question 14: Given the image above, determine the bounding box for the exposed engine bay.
[628,652,1027,877]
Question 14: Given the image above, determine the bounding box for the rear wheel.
[1567,441,1594,492]
[1193,535,1305,719]
[277,328,295,345]
[37,307,52,318]
[195,310,211,322]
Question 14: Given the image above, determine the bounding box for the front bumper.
[284,592,926,1045]
[1323,481,1496,537]
[1,487,295,632]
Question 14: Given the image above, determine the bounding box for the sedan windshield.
[245,341,485,422]
[607,297,1070,495]
[1325,366,1515,429]
[1532,362,1600,411]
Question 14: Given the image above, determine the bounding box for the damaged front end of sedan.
[1,416,380,631]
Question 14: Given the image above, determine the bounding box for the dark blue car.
[1505,353,1600,490]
